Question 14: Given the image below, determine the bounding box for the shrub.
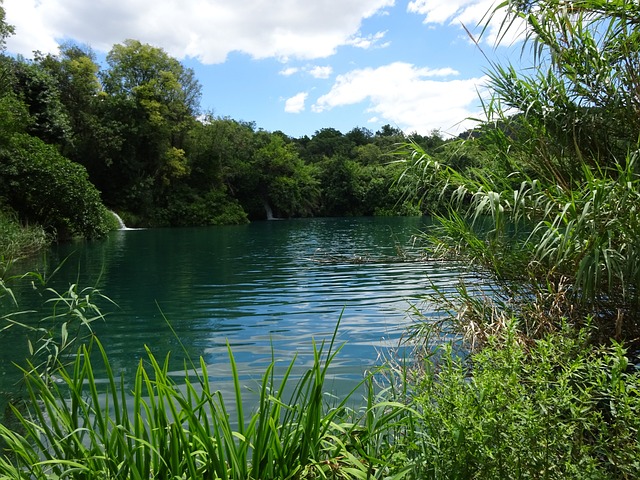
[161,188,249,226]
[0,133,111,239]
[409,323,640,479]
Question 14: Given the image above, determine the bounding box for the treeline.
[0,25,446,240]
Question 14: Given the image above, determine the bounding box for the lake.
[1,217,466,406]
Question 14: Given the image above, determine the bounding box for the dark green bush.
[160,188,249,226]
[0,133,111,239]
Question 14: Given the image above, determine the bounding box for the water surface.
[2,217,466,401]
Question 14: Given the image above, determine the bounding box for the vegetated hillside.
[0,25,447,238]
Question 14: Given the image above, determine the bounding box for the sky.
[3,0,526,139]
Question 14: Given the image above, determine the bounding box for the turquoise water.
[2,217,466,402]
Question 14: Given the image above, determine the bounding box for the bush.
[161,188,249,226]
[0,133,111,239]
[409,324,640,479]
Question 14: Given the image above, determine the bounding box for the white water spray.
[110,211,128,230]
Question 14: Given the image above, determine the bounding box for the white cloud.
[279,67,300,76]
[308,66,333,79]
[3,0,60,55]
[407,0,525,46]
[284,92,308,113]
[4,0,396,62]
[313,62,488,136]
[347,30,389,50]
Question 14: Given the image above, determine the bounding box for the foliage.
[0,0,13,53]
[0,302,390,480]
[90,39,202,216]
[404,323,640,479]
[159,187,249,226]
[398,0,640,342]
[7,58,72,146]
[0,208,49,261]
[482,0,640,178]
[250,133,320,218]
[0,133,112,239]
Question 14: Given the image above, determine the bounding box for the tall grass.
[400,144,640,338]
[0,209,49,264]
[0,308,413,479]
[396,0,640,343]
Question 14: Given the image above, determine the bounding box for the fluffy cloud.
[347,31,390,49]
[308,66,333,79]
[407,0,525,45]
[313,62,488,135]
[279,67,300,77]
[4,0,395,62]
[279,65,333,79]
[284,92,308,113]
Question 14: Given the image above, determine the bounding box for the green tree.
[318,155,363,216]
[0,0,14,95]
[373,124,406,150]
[299,127,354,163]
[7,58,72,146]
[0,0,13,51]
[186,115,256,192]
[98,39,202,218]
[253,133,320,218]
[35,44,104,160]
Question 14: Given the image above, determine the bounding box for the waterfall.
[110,211,127,230]
[263,200,275,221]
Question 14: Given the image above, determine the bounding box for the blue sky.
[3,0,525,138]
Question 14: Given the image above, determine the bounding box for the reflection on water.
[1,217,468,405]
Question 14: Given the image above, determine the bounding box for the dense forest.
[0,13,448,245]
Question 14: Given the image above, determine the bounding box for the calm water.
[2,217,466,403]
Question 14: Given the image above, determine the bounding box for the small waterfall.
[263,200,275,221]
[110,211,127,230]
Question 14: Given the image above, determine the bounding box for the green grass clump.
[0,322,400,479]
[0,209,49,262]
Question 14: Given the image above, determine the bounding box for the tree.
[8,58,72,146]
[300,127,354,162]
[186,115,256,192]
[253,133,320,218]
[97,40,202,217]
[345,126,373,148]
[0,0,14,94]
[0,0,13,52]
[318,155,363,216]
[35,44,103,159]
[373,124,406,150]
